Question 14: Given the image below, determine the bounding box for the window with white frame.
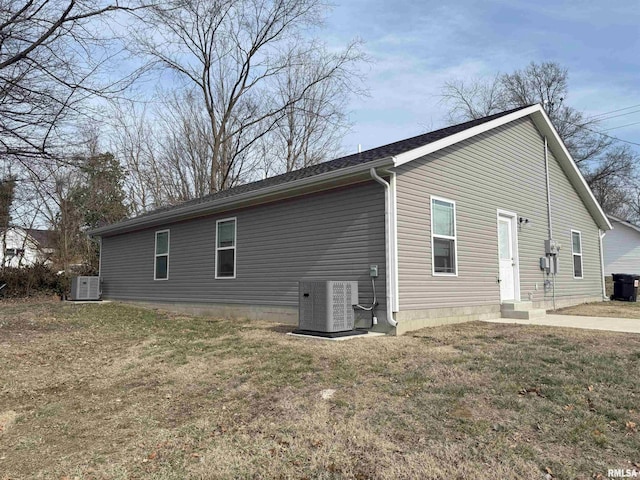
[154,230,169,280]
[431,197,457,275]
[216,218,236,278]
[571,230,583,279]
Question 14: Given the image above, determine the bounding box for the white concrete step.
[501,301,533,312]
[501,308,547,320]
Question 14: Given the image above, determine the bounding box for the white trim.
[154,229,170,281]
[392,104,611,232]
[215,217,237,280]
[496,209,521,302]
[571,229,584,279]
[430,195,458,277]
[394,105,541,167]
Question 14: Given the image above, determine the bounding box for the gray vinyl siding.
[604,220,640,275]
[101,181,388,322]
[546,147,602,296]
[395,117,603,310]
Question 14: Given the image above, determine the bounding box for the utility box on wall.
[298,280,358,333]
[70,276,101,301]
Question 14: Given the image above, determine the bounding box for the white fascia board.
[392,103,612,232]
[393,105,542,167]
[89,156,395,237]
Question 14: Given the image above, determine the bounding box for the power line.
[580,124,640,147]
[561,111,640,147]
[591,103,640,119]
[596,108,640,122]
[601,120,640,132]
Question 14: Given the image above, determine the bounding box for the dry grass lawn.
[556,300,640,319]
[1,300,640,479]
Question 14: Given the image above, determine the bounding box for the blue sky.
[322,0,640,154]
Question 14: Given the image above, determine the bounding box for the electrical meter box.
[544,239,560,255]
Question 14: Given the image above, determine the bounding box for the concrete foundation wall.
[117,299,300,324]
[116,293,606,336]
[535,295,604,311]
[395,305,502,335]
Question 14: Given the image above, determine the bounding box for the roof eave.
[88,156,395,237]
[393,105,542,167]
[392,104,612,232]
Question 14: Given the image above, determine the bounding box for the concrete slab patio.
[485,314,640,334]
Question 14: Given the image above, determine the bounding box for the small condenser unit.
[70,276,101,301]
[298,280,358,333]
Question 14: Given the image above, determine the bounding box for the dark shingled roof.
[26,229,56,249]
[132,105,532,221]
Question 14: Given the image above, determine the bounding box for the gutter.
[369,167,398,328]
[89,157,395,237]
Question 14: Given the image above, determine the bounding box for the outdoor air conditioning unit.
[70,276,101,301]
[297,280,358,334]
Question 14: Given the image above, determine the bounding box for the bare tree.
[440,74,507,122]
[132,0,362,196]
[259,42,358,174]
[108,101,165,214]
[0,0,146,169]
[585,145,638,217]
[442,62,611,164]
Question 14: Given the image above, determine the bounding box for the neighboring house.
[0,226,55,267]
[603,216,640,276]
[89,104,611,334]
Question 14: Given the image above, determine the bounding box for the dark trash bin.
[611,273,640,301]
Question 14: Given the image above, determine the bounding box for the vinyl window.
[154,230,169,280]
[571,230,583,279]
[216,218,236,279]
[431,196,458,275]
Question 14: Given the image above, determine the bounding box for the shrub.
[0,263,97,298]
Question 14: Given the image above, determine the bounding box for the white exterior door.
[498,215,517,301]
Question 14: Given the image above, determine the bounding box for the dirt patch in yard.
[555,300,640,319]
[1,302,640,479]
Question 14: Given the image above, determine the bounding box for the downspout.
[381,168,400,312]
[599,230,607,300]
[370,167,398,328]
